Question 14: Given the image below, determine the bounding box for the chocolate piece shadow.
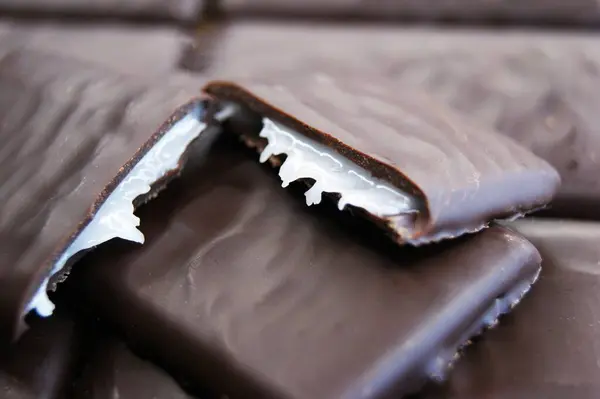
[0,49,218,341]
[68,134,542,399]
[73,329,200,399]
[204,76,560,245]
[0,312,83,399]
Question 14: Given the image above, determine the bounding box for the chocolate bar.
[220,0,600,25]
[69,135,542,398]
[204,77,559,244]
[0,0,204,22]
[196,23,600,220]
[3,21,196,78]
[422,218,600,398]
[0,49,217,341]
[0,312,82,399]
[74,333,197,399]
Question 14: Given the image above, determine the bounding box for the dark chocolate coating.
[220,0,600,25]
[0,49,208,341]
[420,219,600,398]
[74,334,195,399]
[0,312,82,399]
[70,137,541,399]
[198,23,599,220]
[0,0,203,22]
[204,77,560,243]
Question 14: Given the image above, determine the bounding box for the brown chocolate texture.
[68,135,542,399]
[0,49,207,341]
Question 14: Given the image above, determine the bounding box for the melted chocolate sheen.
[196,23,600,220]
[0,49,205,341]
[0,313,82,399]
[74,334,195,399]
[205,77,559,242]
[71,138,541,399]
[421,219,600,399]
[221,0,600,25]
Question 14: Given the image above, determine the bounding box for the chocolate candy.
[204,77,559,244]
[74,333,196,399]
[0,0,203,22]
[421,219,600,398]
[70,136,542,399]
[0,49,216,341]
[0,312,82,399]
[196,23,600,220]
[220,0,600,25]
[0,21,198,78]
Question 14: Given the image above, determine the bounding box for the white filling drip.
[258,118,416,217]
[27,107,206,317]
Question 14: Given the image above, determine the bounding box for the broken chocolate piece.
[74,333,196,399]
[0,312,82,399]
[204,77,560,244]
[69,136,542,399]
[0,49,216,341]
[423,218,600,398]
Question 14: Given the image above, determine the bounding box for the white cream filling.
[258,118,416,217]
[27,106,206,318]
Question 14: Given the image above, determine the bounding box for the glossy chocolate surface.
[0,49,207,341]
[220,0,600,25]
[420,219,600,398]
[199,22,600,220]
[70,136,541,399]
[0,312,82,399]
[205,77,559,243]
